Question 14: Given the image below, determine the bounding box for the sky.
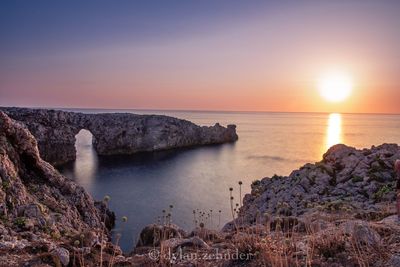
[0,0,399,114]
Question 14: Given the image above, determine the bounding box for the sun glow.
[318,72,353,103]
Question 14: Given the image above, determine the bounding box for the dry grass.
[66,184,396,267]
[224,213,394,267]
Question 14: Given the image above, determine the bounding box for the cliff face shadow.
[95,142,236,169]
[58,140,236,181]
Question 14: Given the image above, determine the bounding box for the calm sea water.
[59,110,400,251]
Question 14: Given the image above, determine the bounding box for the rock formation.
[1,107,238,166]
[232,143,399,228]
[0,111,114,266]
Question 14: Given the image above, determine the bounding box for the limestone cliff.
[0,111,114,266]
[1,107,238,166]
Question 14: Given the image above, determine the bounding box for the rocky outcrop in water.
[1,107,238,166]
[0,111,115,266]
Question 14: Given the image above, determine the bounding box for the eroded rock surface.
[0,111,115,266]
[235,143,400,227]
[1,107,238,166]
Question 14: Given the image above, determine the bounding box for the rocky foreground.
[0,112,116,266]
[1,107,238,166]
[1,110,399,266]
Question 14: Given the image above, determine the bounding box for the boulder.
[161,236,209,252]
[189,227,222,242]
[136,224,187,247]
[387,255,400,267]
[51,247,70,266]
[342,221,381,247]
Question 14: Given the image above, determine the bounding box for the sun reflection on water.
[325,113,342,151]
[73,129,98,191]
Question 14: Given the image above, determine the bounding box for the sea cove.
[58,110,400,251]
[2,1,400,265]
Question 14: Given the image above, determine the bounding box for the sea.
[58,110,400,251]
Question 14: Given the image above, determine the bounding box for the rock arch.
[1,108,238,166]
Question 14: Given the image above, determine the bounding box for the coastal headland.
[1,107,238,166]
[0,110,399,266]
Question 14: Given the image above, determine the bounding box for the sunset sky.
[1,1,399,114]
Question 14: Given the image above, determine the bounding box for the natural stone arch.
[1,108,238,166]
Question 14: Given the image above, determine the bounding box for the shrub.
[14,217,26,227]
[373,184,393,200]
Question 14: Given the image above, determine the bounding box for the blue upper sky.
[1,0,400,113]
[1,1,271,54]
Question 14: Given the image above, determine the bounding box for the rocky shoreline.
[1,110,399,266]
[229,143,399,228]
[0,111,116,266]
[0,107,238,166]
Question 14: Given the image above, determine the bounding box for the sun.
[318,71,353,102]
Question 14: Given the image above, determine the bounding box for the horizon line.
[1,105,400,116]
